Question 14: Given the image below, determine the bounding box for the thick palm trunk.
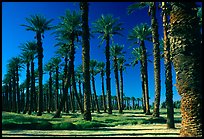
[113,58,122,113]
[29,60,35,114]
[91,74,100,113]
[53,57,71,118]
[169,2,202,137]
[16,67,20,113]
[80,2,92,121]
[162,2,175,129]
[101,72,107,113]
[37,32,43,116]
[23,63,30,114]
[105,35,112,114]
[140,61,146,113]
[48,71,52,113]
[12,70,17,113]
[53,57,69,117]
[55,66,59,110]
[140,41,150,115]
[8,80,12,112]
[119,67,124,110]
[151,2,161,118]
[70,39,84,114]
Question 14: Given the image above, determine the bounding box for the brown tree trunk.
[169,2,202,136]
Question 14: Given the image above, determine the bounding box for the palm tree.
[90,60,100,113]
[54,10,84,117]
[75,65,83,105]
[21,14,53,116]
[128,23,152,115]
[161,2,175,129]
[128,2,161,117]
[80,2,92,121]
[7,57,22,113]
[97,61,107,113]
[110,43,125,113]
[118,56,127,111]
[93,14,123,114]
[44,61,54,113]
[169,2,202,137]
[51,57,62,111]
[19,41,37,115]
[131,97,136,109]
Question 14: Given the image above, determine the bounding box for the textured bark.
[105,35,112,114]
[80,2,92,121]
[55,66,59,110]
[162,2,175,129]
[119,66,124,110]
[169,2,202,137]
[29,60,35,114]
[140,61,146,113]
[113,57,122,113]
[23,62,30,114]
[16,67,20,113]
[151,2,161,118]
[140,41,150,115]
[91,74,100,113]
[37,32,43,116]
[101,71,107,113]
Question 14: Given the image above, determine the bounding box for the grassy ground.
[2,108,181,137]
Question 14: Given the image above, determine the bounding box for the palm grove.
[2,2,202,137]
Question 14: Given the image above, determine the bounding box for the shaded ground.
[2,109,181,137]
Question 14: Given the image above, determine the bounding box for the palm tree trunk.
[80,2,92,121]
[12,70,17,113]
[105,35,112,114]
[23,62,30,114]
[48,71,52,112]
[113,58,122,113]
[119,66,124,111]
[169,2,202,136]
[141,41,150,115]
[37,32,43,116]
[53,57,71,118]
[91,74,100,113]
[8,80,12,112]
[16,66,20,113]
[162,2,175,129]
[151,2,161,118]
[55,66,59,111]
[101,72,107,113]
[70,39,84,114]
[140,61,146,113]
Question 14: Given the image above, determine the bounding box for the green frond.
[127,2,149,14]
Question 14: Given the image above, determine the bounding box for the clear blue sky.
[2,2,186,105]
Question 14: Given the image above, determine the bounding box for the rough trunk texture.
[55,66,59,111]
[113,57,122,113]
[91,74,100,113]
[140,60,146,113]
[16,67,20,113]
[169,2,202,137]
[37,32,43,116]
[23,62,30,114]
[151,2,161,118]
[105,35,112,114]
[119,67,124,110]
[80,2,92,121]
[29,60,35,114]
[162,2,175,129]
[101,71,107,113]
[140,41,150,115]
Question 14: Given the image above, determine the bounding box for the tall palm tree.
[169,2,202,137]
[51,57,62,111]
[128,23,152,115]
[19,41,37,114]
[90,60,100,113]
[75,65,83,105]
[97,61,107,113]
[80,2,92,121]
[7,57,23,113]
[110,43,125,113]
[161,2,175,129]
[118,56,127,111]
[128,2,161,117]
[93,14,123,114]
[54,10,84,117]
[44,61,54,113]
[21,14,53,116]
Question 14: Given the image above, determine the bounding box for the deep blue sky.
[2,2,184,105]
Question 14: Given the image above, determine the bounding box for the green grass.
[2,109,181,130]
